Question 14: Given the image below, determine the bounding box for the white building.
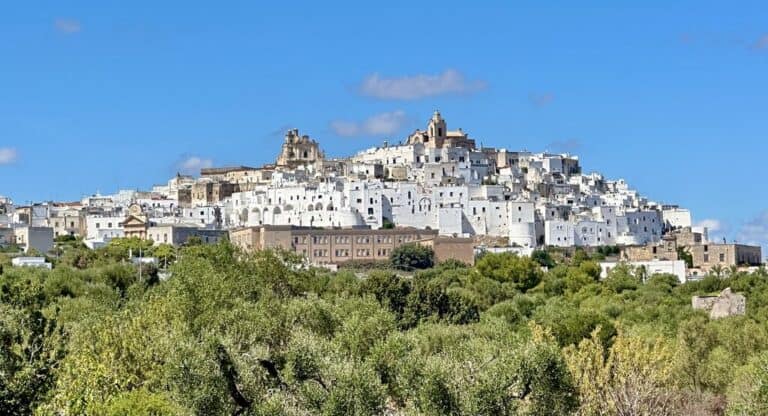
[11,257,52,269]
[86,215,125,240]
[600,259,687,283]
[662,207,692,229]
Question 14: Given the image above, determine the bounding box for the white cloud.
[529,92,555,107]
[178,156,213,175]
[736,211,768,247]
[755,34,768,50]
[330,110,408,137]
[0,148,17,165]
[359,69,486,100]
[54,18,81,34]
[546,139,581,153]
[695,219,723,233]
[695,218,729,243]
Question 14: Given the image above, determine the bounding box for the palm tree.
[727,264,739,277]
[710,264,724,279]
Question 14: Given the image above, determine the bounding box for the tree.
[710,264,725,279]
[475,252,543,292]
[677,246,694,268]
[565,328,680,416]
[726,350,768,415]
[381,217,395,230]
[360,271,411,323]
[531,249,555,268]
[154,243,176,268]
[88,388,186,415]
[389,244,434,271]
[675,316,717,392]
[0,306,65,415]
[321,363,387,416]
[101,237,154,261]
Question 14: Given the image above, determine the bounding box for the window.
[719,253,725,262]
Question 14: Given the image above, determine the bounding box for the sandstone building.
[230,225,475,265]
[276,129,324,169]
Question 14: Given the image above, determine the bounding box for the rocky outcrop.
[692,287,746,319]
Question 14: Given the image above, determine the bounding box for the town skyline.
[2,1,767,248]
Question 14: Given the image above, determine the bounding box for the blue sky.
[1,1,767,245]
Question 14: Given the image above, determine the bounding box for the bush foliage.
[1,241,767,415]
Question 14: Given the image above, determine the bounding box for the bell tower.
[427,110,447,148]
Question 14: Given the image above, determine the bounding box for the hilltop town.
[1,111,762,279]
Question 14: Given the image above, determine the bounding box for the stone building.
[406,111,476,149]
[230,225,475,265]
[687,244,762,270]
[176,188,192,209]
[671,226,708,246]
[276,129,324,169]
[420,235,476,266]
[191,180,239,207]
[200,166,273,185]
[620,236,678,262]
[122,204,149,240]
[48,205,86,238]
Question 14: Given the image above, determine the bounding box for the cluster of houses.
[0,111,763,278]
